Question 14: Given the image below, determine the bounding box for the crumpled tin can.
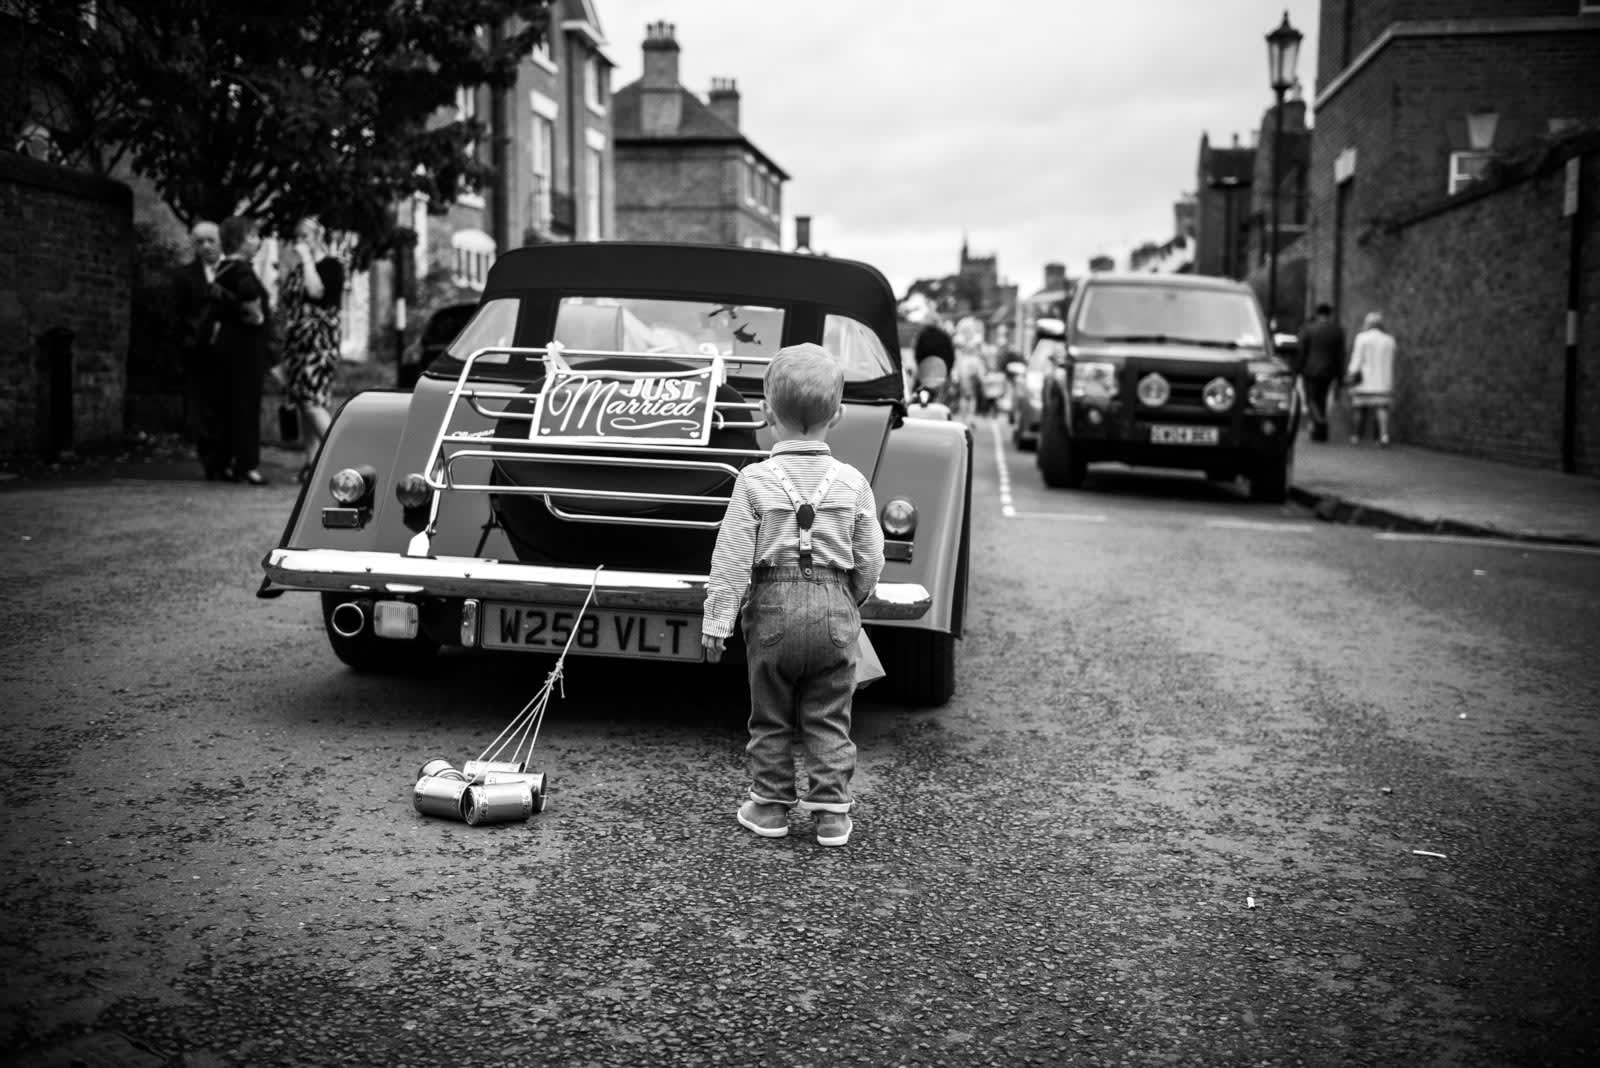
[462,759,526,784]
[413,774,471,820]
[418,758,467,782]
[463,780,534,825]
[482,771,548,814]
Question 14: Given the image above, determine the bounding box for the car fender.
[271,389,412,553]
[871,417,971,635]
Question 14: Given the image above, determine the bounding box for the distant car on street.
[1007,316,1065,451]
[261,242,973,706]
[398,301,478,389]
[1035,273,1300,501]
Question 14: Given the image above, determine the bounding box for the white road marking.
[989,418,1015,518]
[1008,511,1109,522]
[1373,532,1600,557]
[1203,518,1316,533]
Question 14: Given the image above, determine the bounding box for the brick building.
[400,0,616,354]
[611,22,788,248]
[1306,1,1600,471]
[1245,94,1311,330]
[0,153,132,457]
[1193,133,1255,280]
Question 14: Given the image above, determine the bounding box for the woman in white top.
[1345,311,1396,446]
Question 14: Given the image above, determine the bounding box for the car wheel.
[869,626,955,706]
[1036,400,1086,488]
[321,593,440,673]
[1248,448,1293,503]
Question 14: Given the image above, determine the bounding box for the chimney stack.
[641,21,682,135]
[1044,262,1066,292]
[708,77,740,130]
[794,215,812,252]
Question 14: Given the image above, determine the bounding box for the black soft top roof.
[483,242,901,358]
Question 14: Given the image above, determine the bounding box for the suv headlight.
[1070,361,1119,401]
[1248,371,1295,412]
[1203,378,1237,412]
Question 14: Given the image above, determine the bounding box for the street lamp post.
[1265,10,1302,328]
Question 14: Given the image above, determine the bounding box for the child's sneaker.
[737,800,789,838]
[815,811,853,847]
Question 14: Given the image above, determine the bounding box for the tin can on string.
[462,759,526,783]
[418,758,467,782]
[482,771,548,813]
[413,775,471,820]
[463,780,534,825]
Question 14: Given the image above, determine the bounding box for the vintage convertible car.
[259,242,972,705]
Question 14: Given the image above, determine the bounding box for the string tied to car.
[412,566,604,825]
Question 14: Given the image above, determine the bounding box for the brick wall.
[615,142,780,248]
[1306,25,1600,408]
[1362,151,1598,473]
[0,154,132,458]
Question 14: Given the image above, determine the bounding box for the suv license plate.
[482,603,702,661]
[1150,425,1219,445]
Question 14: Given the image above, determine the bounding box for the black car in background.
[1035,273,1300,502]
[397,302,478,389]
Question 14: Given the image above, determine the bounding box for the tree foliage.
[5,0,551,262]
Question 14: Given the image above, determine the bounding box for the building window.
[1448,150,1491,195]
[584,146,603,239]
[584,56,607,115]
[531,34,556,73]
[451,229,496,290]
[530,99,556,231]
[455,84,482,183]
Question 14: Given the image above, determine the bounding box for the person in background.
[213,215,272,484]
[1295,302,1348,443]
[911,323,956,404]
[1346,311,1397,447]
[172,220,226,479]
[701,343,885,848]
[278,216,346,482]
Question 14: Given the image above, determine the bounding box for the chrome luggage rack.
[409,344,771,554]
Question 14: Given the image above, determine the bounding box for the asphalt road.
[1,417,1597,1067]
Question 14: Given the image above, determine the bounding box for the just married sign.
[530,348,725,446]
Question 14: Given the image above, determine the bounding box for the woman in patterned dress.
[279,217,346,480]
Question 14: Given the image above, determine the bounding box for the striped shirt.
[702,440,885,639]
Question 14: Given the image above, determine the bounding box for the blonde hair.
[1363,311,1385,330]
[765,342,843,432]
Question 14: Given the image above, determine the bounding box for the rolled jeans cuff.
[796,799,853,814]
[749,791,796,808]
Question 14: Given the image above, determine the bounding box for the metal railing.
[408,345,774,554]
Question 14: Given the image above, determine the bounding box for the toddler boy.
[701,343,885,846]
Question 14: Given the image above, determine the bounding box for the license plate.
[1149,425,1220,445]
[482,603,702,661]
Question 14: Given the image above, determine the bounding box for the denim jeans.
[741,565,860,813]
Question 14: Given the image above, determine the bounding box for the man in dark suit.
[1295,302,1348,443]
[172,221,225,478]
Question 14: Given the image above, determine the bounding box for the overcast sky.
[596,0,1321,298]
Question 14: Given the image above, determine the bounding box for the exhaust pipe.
[330,601,367,639]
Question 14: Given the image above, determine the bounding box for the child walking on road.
[701,343,885,847]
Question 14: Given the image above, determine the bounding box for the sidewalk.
[1290,437,1600,547]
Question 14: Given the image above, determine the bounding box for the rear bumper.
[261,548,932,621]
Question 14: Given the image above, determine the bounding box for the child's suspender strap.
[775,460,840,577]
